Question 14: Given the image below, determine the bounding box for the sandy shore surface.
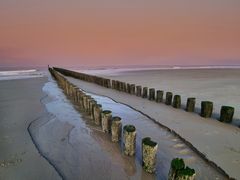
[99,69,240,126]
[66,75,240,179]
[0,78,61,180]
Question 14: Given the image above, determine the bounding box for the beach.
[65,67,240,179]
[0,78,61,180]
[1,67,240,179]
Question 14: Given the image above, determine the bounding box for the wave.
[0,69,37,76]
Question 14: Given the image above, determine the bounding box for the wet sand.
[0,78,61,180]
[65,74,240,179]
[39,74,226,179]
[33,77,155,180]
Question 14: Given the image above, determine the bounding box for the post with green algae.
[111,117,122,142]
[101,110,112,133]
[123,125,136,156]
[136,86,142,97]
[149,88,155,101]
[142,137,158,173]
[168,158,196,180]
[220,106,234,123]
[165,92,173,105]
[142,87,148,98]
[186,98,196,112]
[93,104,102,125]
[200,101,213,118]
[173,95,181,109]
[156,90,164,103]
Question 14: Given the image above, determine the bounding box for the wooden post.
[149,88,155,101]
[123,125,136,156]
[220,106,234,123]
[200,101,213,118]
[101,110,112,133]
[136,86,142,97]
[111,117,122,142]
[93,104,102,125]
[173,95,181,108]
[142,87,148,98]
[127,83,131,93]
[186,98,196,112]
[156,90,164,103]
[165,92,173,105]
[130,84,136,95]
[142,137,158,173]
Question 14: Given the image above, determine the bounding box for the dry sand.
[0,78,61,180]
[101,68,240,126]
[66,74,240,179]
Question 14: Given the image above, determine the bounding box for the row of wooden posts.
[49,67,196,179]
[53,67,235,124]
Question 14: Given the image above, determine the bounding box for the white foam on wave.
[72,65,240,76]
[0,69,37,75]
[0,69,44,80]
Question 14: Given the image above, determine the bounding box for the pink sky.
[0,0,240,67]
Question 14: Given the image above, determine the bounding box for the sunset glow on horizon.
[0,0,240,67]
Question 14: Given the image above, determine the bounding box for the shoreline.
[27,95,65,180]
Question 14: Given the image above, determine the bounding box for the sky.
[0,0,240,67]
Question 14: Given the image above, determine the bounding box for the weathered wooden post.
[186,98,196,112]
[123,125,136,156]
[83,95,90,112]
[93,104,102,125]
[156,90,164,103]
[112,80,115,89]
[168,158,196,180]
[200,101,213,118]
[73,87,79,102]
[127,83,131,93]
[111,116,122,142]
[87,97,94,114]
[142,87,148,98]
[106,79,111,88]
[149,88,155,101]
[136,86,142,97]
[142,137,158,173]
[90,100,97,119]
[165,92,173,105]
[173,95,181,108]
[123,82,127,92]
[101,110,112,133]
[220,106,234,123]
[130,84,136,95]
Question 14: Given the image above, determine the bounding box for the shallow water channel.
[29,77,227,180]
